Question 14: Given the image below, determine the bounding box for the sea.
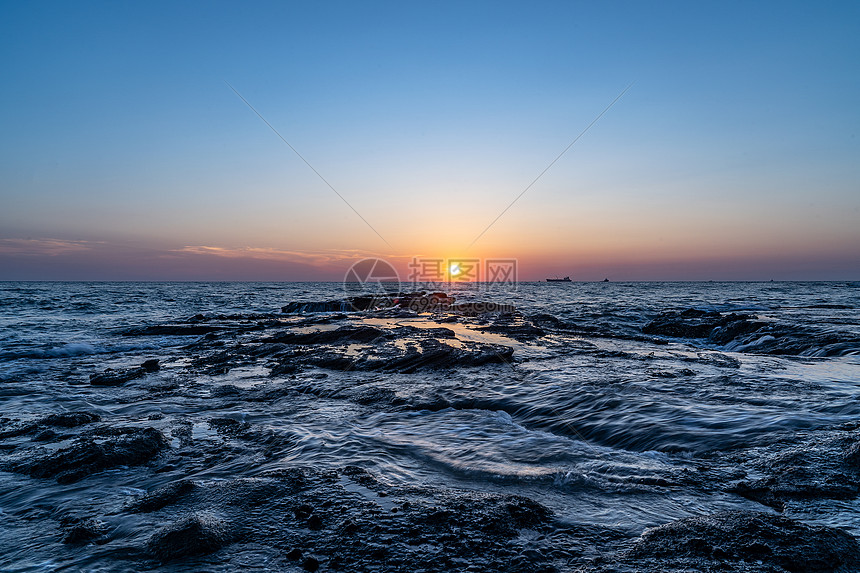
[1,281,859,571]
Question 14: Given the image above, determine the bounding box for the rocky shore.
[1,291,859,571]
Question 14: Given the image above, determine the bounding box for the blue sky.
[1,1,858,280]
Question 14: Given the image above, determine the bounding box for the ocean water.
[1,281,859,571]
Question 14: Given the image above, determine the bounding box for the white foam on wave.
[0,343,100,360]
[1,340,164,362]
[727,334,777,353]
[45,343,98,357]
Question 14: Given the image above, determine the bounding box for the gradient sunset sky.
[1,1,858,281]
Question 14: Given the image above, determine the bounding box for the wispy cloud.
[0,238,99,256]
[171,245,408,267]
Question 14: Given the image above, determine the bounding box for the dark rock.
[208,417,251,435]
[630,510,860,572]
[0,421,37,439]
[396,292,455,312]
[61,517,109,544]
[40,411,101,428]
[392,325,456,339]
[10,427,168,483]
[295,504,314,520]
[90,359,159,386]
[33,429,59,441]
[451,302,516,316]
[90,359,160,386]
[286,547,303,560]
[124,465,557,572]
[123,324,223,336]
[129,479,196,512]
[277,335,514,374]
[267,325,387,345]
[302,556,320,572]
[307,514,323,530]
[730,440,860,507]
[643,308,860,356]
[146,513,230,562]
[529,313,568,328]
[89,367,145,386]
[352,387,400,406]
[141,359,160,372]
[642,309,729,338]
[282,295,398,313]
[270,362,299,376]
[282,301,350,313]
[843,441,860,467]
[212,384,243,397]
[476,314,545,340]
[0,412,99,440]
[281,292,518,316]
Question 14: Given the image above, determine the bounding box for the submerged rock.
[40,411,101,428]
[476,313,545,340]
[630,510,860,572]
[731,435,860,508]
[123,324,223,336]
[395,292,455,312]
[89,359,160,386]
[281,292,518,316]
[284,338,515,373]
[124,465,557,571]
[9,426,168,483]
[643,308,747,339]
[61,516,109,544]
[283,295,398,313]
[146,513,230,562]
[642,308,860,355]
[267,325,387,345]
[0,411,101,440]
[450,301,517,315]
[129,479,196,513]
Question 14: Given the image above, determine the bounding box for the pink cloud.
[0,238,99,256]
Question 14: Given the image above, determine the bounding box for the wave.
[0,341,162,362]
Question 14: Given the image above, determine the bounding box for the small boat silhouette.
[546,276,571,282]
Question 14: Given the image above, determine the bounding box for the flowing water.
[1,281,859,571]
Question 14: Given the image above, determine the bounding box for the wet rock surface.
[643,308,860,356]
[128,465,567,571]
[89,359,160,385]
[476,312,547,340]
[627,510,860,572]
[184,311,527,375]
[0,411,101,439]
[60,516,110,544]
[4,426,168,483]
[282,292,517,316]
[2,285,859,572]
[146,513,231,562]
[726,430,860,509]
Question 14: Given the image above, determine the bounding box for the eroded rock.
[127,465,558,571]
[630,510,860,573]
[61,516,109,544]
[643,308,860,356]
[146,513,230,562]
[8,427,168,483]
[89,359,160,386]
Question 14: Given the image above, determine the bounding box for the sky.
[1,0,858,281]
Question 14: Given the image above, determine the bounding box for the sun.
[449,262,461,276]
